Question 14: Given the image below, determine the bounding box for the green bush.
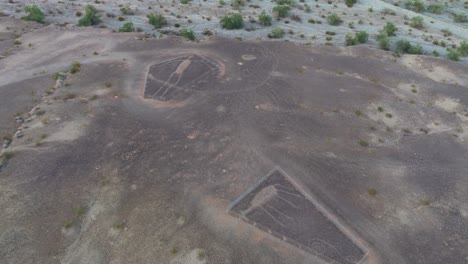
[179,28,196,40]
[395,39,422,54]
[181,0,191,4]
[273,5,290,18]
[427,4,444,14]
[220,13,243,29]
[70,62,81,74]
[410,16,424,29]
[383,22,397,36]
[458,41,468,56]
[327,13,342,26]
[377,31,390,50]
[120,6,133,15]
[355,31,368,43]
[276,0,296,6]
[452,13,468,23]
[345,0,357,7]
[78,5,101,26]
[404,0,425,12]
[268,27,284,38]
[258,11,272,26]
[119,22,135,32]
[345,31,368,46]
[22,5,45,24]
[447,50,460,61]
[147,13,167,29]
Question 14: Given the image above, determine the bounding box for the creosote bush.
[268,27,284,38]
[220,13,244,29]
[383,22,397,36]
[258,11,272,26]
[119,22,135,32]
[273,5,291,18]
[147,13,167,29]
[22,5,45,24]
[78,5,101,26]
[179,28,196,40]
[377,31,390,50]
[345,31,368,46]
[327,13,342,25]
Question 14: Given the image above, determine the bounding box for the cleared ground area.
[1,18,468,264]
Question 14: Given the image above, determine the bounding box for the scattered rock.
[14,130,24,139]
[2,140,10,148]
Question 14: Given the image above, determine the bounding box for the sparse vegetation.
[367,188,377,196]
[452,13,468,23]
[395,39,423,54]
[119,22,135,32]
[359,139,369,147]
[78,5,101,26]
[220,13,244,29]
[63,220,73,229]
[327,13,343,26]
[258,11,272,26]
[409,16,424,29]
[147,13,167,29]
[1,151,14,160]
[345,31,368,46]
[427,4,444,14]
[446,49,460,61]
[383,22,397,36]
[22,5,45,24]
[70,62,81,74]
[421,197,431,205]
[345,0,357,8]
[179,28,196,40]
[273,5,291,18]
[377,31,390,50]
[269,27,285,38]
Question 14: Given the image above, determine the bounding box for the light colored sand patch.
[241,54,256,61]
[45,119,89,142]
[434,97,461,113]
[401,56,465,85]
[170,248,207,264]
[426,122,452,134]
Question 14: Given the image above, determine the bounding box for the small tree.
[258,11,272,26]
[22,5,45,24]
[377,31,390,50]
[119,22,135,32]
[268,27,284,38]
[327,13,343,26]
[410,16,424,29]
[78,5,101,26]
[383,22,397,36]
[147,13,167,29]
[272,5,290,18]
[179,28,196,40]
[220,13,243,29]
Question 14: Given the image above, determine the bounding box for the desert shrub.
[181,0,191,4]
[452,13,468,23]
[258,11,272,26]
[345,0,357,7]
[395,39,422,54]
[290,13,302,22]
[447,49,460,61]
[377,31,390,50]
[179,28,196,40]
[70,62,81,74]
[276,0,296,6]
[203,29,213,35]
[427,4,444,14]
[120,6,133,15]
[410,16,424,29]
[458,41,468,56]
[268,27,284,38]
[383,22,397,36]
[22,5,45,23]
[78,5,100,26]
[147,13,167,29]
[119,22,135,32]
[345,31,368,46]
[327,13,342,25]
[220,13,243,29]
[355,31,368,43]
[404,0,425,12]
[273,5,290,18]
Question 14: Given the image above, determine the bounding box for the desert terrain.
[0,1,468,264]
